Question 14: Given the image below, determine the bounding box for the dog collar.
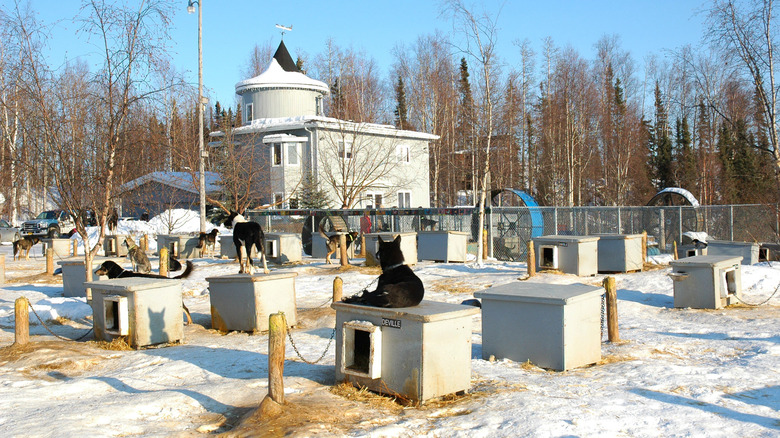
[384,262,404,270]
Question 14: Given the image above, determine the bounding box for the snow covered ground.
[0,211,779,436]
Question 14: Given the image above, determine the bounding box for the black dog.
[13,236,41,261]
[196,229,219,257]
[225,211,268,274]
[94,260,194,324]
[168,253,182,271]
[343,235,424,308]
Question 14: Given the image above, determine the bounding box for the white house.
[210,41,437,209]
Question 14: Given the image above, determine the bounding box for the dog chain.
[282,313,336,365]
[731,282,780,307]
[27,300,94,341]
[600,294,606,341]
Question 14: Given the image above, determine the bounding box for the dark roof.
[273,40,299,73]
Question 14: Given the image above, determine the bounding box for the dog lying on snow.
[94,260,194,324]
[343,235,424,308]
[13,236,40,261]
[225,211,268,274]
[319,225,359,264]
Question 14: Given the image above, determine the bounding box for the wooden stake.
[641,231,647,264]
[482,229,488,260]
[527,240,536,277]
[673,241,679,260]
[72,239,78,257]
[0,254,5,285]
[359,235,366,257]
[159,247,169,277]
[15,297,29,345]
[268,312,286,404]
[141,234,148,252]
[339,234,348,266]
[333,276,343,302]
[603,276,620,342]
[46,247,54,275]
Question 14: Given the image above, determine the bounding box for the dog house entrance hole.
[103,295,129,336]
[722,267,738,298]
[341,321,382,379]
[540,245,558,269]
[266,239,278,257]
[687,249,697,257]
[168,242,178,258]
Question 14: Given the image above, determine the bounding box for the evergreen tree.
[214,101,222,130]
[226,108,234,130]
[295,57,304,74]
[394,74,410,130]
[234,104,242,128]
[675,117,696,191]
[299,173,330,208]
[330,78,345,119]
[651,82,674,190]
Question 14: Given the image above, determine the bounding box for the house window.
[287,143,299,165]
[398,191,411,208]
[397,145,410,163]
[339,140,353,159]
[272,143,282,166]
[273,193,284,209]
[246,103,253,123]
[365,192,383,209]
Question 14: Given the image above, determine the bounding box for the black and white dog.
[224,211,269,274]
[343,235,424,308]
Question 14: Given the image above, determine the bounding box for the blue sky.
[30,0,707,108]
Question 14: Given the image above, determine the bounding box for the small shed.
[118,171,221,218]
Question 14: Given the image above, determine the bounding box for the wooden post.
[641,231,647,264]
[15,297,29,345]
[527,240,536,277]
[268,312,286,404]
[359,235,366,257]
[673,241,679,260]
[141,234,148,252]
[333,276,343,302]
[46,247,54,275]
[603,276,620,342]
[72,239,78,257]
[482,229,488,260]
[339,234,348,266]
[0,254,5,285]
[159,247,169,277]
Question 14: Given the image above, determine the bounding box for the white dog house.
[219,234,256,259]
[594,234,643,273]
[669,255,742,309]
[332,300,479,403]
[156,234,201,259]
[417,231,468,263]
[475,282,603,371]
[364,232,418,266]
[264,233,302,263]
[206,272,298,332]
[103,235,129,257]
[59,260,107,297]
[706,240,759,265]
[41,238,72,258]
[84,277,184,348]
[533,235,599,276]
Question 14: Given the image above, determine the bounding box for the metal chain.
[27,300,94,341]
[281,313,336,365]
[731,282,780,307]
[600,294,606,341]
[297,296,333,311]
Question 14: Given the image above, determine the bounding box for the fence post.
[15,297,29,345]
[553,207,558,235]
[333,276,343,302]
[603,277,619,342]
[527,240,536,277]
[159,247,169,277]
[659,209,666,253]
[268,312,286,404]
[730,205,734,241]
[46,247,54,275]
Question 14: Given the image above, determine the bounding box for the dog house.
[533,235,599,276]
[264,233,302,264]
[364,232,418,267]
[103,235,129,257]
[706,240,759,265]
[332,300,479,403]
[156,234,201,259]
[678,244,708,258]
[417,231,468,263]
[218,234,255,259]
[474,282,603,371]
[759,242,780,262]
[41,238,72,258]
[669,255,742,309]
[594,233,644,273]
[84,277,184,348]
[58,260,107,297]
[206,272,297,332]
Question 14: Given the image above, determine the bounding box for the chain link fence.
[246,204,779,262]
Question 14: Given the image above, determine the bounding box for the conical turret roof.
[235,41,328,95]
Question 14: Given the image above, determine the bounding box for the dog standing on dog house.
[224,211,269,274]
